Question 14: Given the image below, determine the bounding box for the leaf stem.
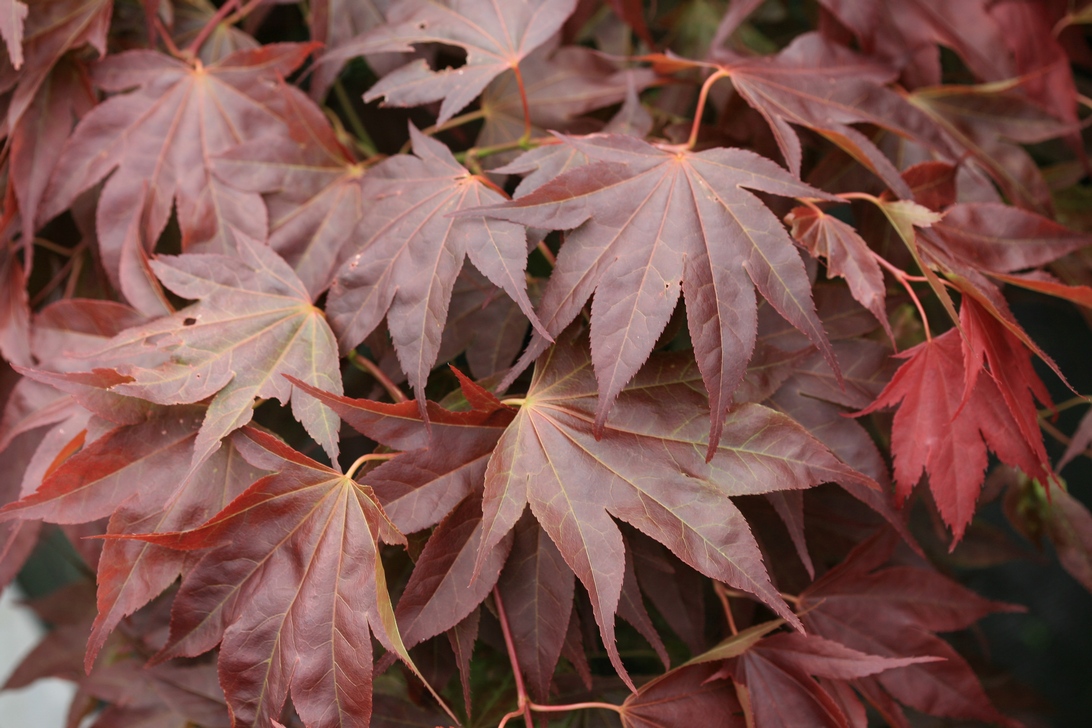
[30,241,88,307]
[344,452,398,480]
[223,0,269,25]
[493,587,535,728]
[186,0,240,56]
[62,251,85,299]
[349,351,409,403]
[686,69,730,150]
[1040,395,1091,418]
[871,252,933,341]
[714,582,739,635]
[1041,418,1072,447]
[535,240,556,267]
[334,79,379,157]
[33,237,75,257]
[155,17,186,59]
[401,109,488,153]
[718,585,801,606]
[500,397,525,407]
[836,191,881,204]
[528,701,624,716]
[455,136,544,168]
[511,63,533,142]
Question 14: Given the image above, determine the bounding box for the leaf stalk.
[349,351,409,403]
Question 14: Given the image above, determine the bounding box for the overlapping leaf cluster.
[0,1,1091,726]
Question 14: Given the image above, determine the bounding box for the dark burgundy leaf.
[478,331,874,687]
[496,513,575,702]
[43,43,318,313]
[800,532,1023,726]
[89,236,343,466]
[393,490,513,651]
[289,370,514,533]
[472,132,839,453]
[620,662,743,728]
[347,0,579,125]
[327,126,546,405]
[123,427,449,728]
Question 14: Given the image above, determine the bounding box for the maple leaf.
[326,126,546,406]
[476,45,656,154]
[436,267,531,379]
[88,235,343,467]
[815,0,1011,88]
[171,0,260,64]
[477,331,874,688]
[0,409,52,589]
[469,132,838,452]
[1013,475,1092,595]
[991,1,1087,166]
[0,406,206,528]
[923,202,1092,275]
[42,43,319,314]
[717,34,960,197]
[0,403,240,667]
[289,367,514,533]
[786,205,892,341]
[308,0,393,100]
[799,531,1023,726]
[339,0,579,125]
[958,297,1053,475]
[1,0,111,131]
[605,0,654,47]
[390,489,513,653]
[908,83,1075,214]
[629,529,708,655]
[90,433,266,670]
[496,513,575,702]
[620,662,743,728]
[0,0,27,69]
[80,660,230,728]
[0,240,31,367]
[124,427,433,728]
[10,58,95,257]
[725,632,939,728]
[215,87,367,298]
[858,327,1050,542]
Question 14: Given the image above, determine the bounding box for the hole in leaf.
[183,317,197,326]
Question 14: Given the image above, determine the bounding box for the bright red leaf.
[858,327,1047,542]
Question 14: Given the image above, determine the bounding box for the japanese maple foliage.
[1,1,1092,727]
